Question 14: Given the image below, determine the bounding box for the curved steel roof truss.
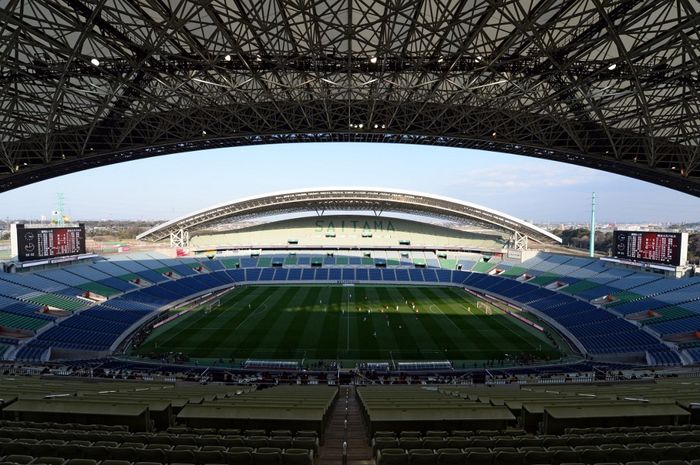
[137,188,562,244]
[1,0,698,195]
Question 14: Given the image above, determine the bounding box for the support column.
[169,228,189,248]
[509,231,529,250]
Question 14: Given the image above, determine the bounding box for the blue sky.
[1,143,698,224]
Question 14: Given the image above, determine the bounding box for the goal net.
[476,301,493,315]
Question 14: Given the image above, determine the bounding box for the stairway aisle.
[317,384,374,465]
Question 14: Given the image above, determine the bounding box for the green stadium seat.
[244,430,266,437]
[408,449,436,465]
[423,437,447,450]
[31,458,65,465]
[64,460,96,465]
[220,436,245,448]
[465,451,492,465]
[107,447,138,461]
[435,449,464,465]
[281,449,312,465]
[295,431,317,439]
[425,431,447,438]
[551,449,579,464]
[268,436,292,449]
[245,436,269,448]
[146,443,171,450]
[166,449,195,464]
[82,446,109,461]
[606,447,636,462]
[121,443,145,449]
[521,450,550,465]
[2,457,33,465]
[218,429,241,436]
[400,437,423,450]
[251,447,282,465]
[100,460,131,465]
[39,440,65,446]
[400,432,422,438]
[631,447,663,462]
[291,437,317,454]
[52,446,82,460]
[135,448,167,463]
[375,432,396,439]
[654,447,688,460]
[270,430,292,437]
[378,449,408,465]
[494,452,521,465]
[195,449,225,465]
[446,437,468,448]
[223,448,253,465]
[657,461,690,465]
[196,435,222,447]
[174,445,198,451]
[93,441,118,448]
[202,446,227,452]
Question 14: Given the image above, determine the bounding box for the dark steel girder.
[1,100,696,196]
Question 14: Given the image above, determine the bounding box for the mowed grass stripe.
[293,286,335,359]
[380,287,444,359]
[139,287,255,352]
[134,285,562,362]
[271,286,320,358]
[315,287,343,358]
[197,286,285,357]
[418,287,501,355]
[234,286,303,358]
[435,287,543,354]
[390,287,461,359]
[352,287,383,359]
[361,287,407,357]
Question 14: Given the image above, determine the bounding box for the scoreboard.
[11,223,86,262]
[613,230,688,267]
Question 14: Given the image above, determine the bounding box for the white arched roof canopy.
[137,187,562,245]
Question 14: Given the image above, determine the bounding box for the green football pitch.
[134,285,561,364]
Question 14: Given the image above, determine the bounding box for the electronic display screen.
[14,224,86,262]
[613,230,687,266]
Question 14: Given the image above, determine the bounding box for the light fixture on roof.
[255,54,262,62]
[374,124,378,129]
[608,63,617,71]
[202,130,207,136]
[224,54,232,62]
[381,124,386,129]
[369,56,377,64]
[90,58,100,66]
[437,56,444,63]
[358,123,364,129]
[491,131,497,137]
[476,55,482,62]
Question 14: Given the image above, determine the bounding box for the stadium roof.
[136,187,562,245]
[1,1,699,196]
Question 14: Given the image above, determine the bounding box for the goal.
[477,301,493,315]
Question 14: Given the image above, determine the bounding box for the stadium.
[0,1,699,464]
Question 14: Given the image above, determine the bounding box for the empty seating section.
[0,379,326,464]
[366,380,700,465]
[1,250,697,361]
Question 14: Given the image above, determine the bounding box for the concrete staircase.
[318,385,373,465]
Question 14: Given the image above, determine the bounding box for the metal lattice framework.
[136,187,563,245]
[1,0,699,195]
